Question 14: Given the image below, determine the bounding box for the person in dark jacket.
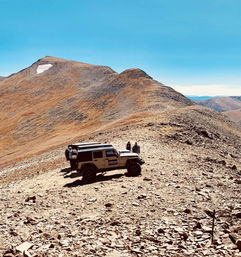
[65,146,72,161]
[126,141,131,151]
[132,142,140,154]
[65,147,70,161]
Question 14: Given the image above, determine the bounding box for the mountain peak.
[35,56,95,68]
[119,68,152,79]
[37,56,69,62]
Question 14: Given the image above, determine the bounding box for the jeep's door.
[105,149,119,169]
[92,151,105,169]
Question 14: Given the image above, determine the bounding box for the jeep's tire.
[82,166,97,182]
[127,162,141,177]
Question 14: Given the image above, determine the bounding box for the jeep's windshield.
[106,149,118,157]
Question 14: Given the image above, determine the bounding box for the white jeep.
[65,143,145,181]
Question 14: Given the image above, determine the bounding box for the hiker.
[67,146,76,170]
[126,141,131,151]
[65,146,71,161]
[68,146,73,159]
[65,146,72,161]
[132,142,140,154]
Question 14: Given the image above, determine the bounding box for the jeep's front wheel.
[82,166,97,182]
[127,162,141,177]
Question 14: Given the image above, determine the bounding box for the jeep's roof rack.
[78,145,115,153]
[77,144,113,151]
[69,142,100,147]
[78,143,111,148]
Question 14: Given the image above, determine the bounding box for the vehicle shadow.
[63,173,125,187]
[64,172,82,179]
[60,167,72,175]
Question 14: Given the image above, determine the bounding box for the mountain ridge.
[0,56,194,167]
[0,57,240,169]
[197,96,241,112]
[196,96,241,125]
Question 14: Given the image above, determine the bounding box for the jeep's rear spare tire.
[82,165,97,182]
[127,162,141,176]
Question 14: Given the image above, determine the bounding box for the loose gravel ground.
[1,124,241,256]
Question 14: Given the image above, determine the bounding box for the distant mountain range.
[187,96,219,101]
[196,96,241,112]
[196,96,241,125]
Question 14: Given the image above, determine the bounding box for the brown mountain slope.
[0,76,5,81]
[0,56,194,167]
[1,58,241,256]
[224,108,241,125]
[197,96,241,112]
[197,96,241,125]
[1,107,240,256]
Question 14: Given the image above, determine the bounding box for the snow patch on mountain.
[37,64,53,74]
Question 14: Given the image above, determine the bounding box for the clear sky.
[1,0,241,96]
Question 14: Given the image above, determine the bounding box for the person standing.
[132,142,140,154]
[126,141,131,151]
[68,146,73,159]
[65,146,72,161]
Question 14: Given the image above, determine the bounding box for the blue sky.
[0,0,241,96]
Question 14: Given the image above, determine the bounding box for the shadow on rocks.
[63,173,125,187]
[60,167,72,175]
[64,172,83,179]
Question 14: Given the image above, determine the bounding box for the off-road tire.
[82,165,97,182]
[127,162,141,177]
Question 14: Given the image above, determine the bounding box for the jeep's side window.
[77,151,92,162]
[93,151,103,159]
[106,150,116,157]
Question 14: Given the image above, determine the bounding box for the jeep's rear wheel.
[82,166,97,182]
[127,162,141,177]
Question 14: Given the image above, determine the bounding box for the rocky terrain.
[1,106,241,257]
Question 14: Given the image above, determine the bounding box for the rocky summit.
[0,57,241,256]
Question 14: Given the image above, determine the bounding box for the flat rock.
[236,239,241,250]
[16,242,33,253]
